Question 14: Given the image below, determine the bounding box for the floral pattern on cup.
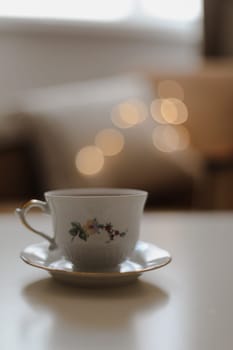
[69,218,127,243]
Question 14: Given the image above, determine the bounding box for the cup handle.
[16,199,56,249]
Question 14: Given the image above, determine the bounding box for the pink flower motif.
[83,218,99,235]
[69,218,127,242]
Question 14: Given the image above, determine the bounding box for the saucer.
[20,241,171,287]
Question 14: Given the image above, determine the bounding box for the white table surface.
[1,207,233,350]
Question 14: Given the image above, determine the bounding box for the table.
[1,207,233,350]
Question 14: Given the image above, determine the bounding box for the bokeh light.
[111,99,147,128]
[150,99,166,124]
[161,98,188,124]
[176,125,190,150]
[151,98,188,125]
[95,128,125,156]
[161,99,178,124]
[152,125,190,152]
[75,146,104,175]
[158,80,184,100]
[152,125,179,152]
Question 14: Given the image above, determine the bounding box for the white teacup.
[16,188,147,270]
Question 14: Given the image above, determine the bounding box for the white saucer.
[20,241,171,287]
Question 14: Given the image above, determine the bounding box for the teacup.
[16,188,147,270]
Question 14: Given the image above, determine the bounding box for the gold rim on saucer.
[20,241,172,286]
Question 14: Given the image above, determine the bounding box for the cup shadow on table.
[22,276,169,330]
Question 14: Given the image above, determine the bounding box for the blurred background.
[1,0,233,210]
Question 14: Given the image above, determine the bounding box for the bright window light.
[141,0,202,22]
[0,0,203,25]
[0,0,133,21]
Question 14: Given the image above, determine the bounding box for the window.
[0,0,202,25]
[142,0,202,24]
